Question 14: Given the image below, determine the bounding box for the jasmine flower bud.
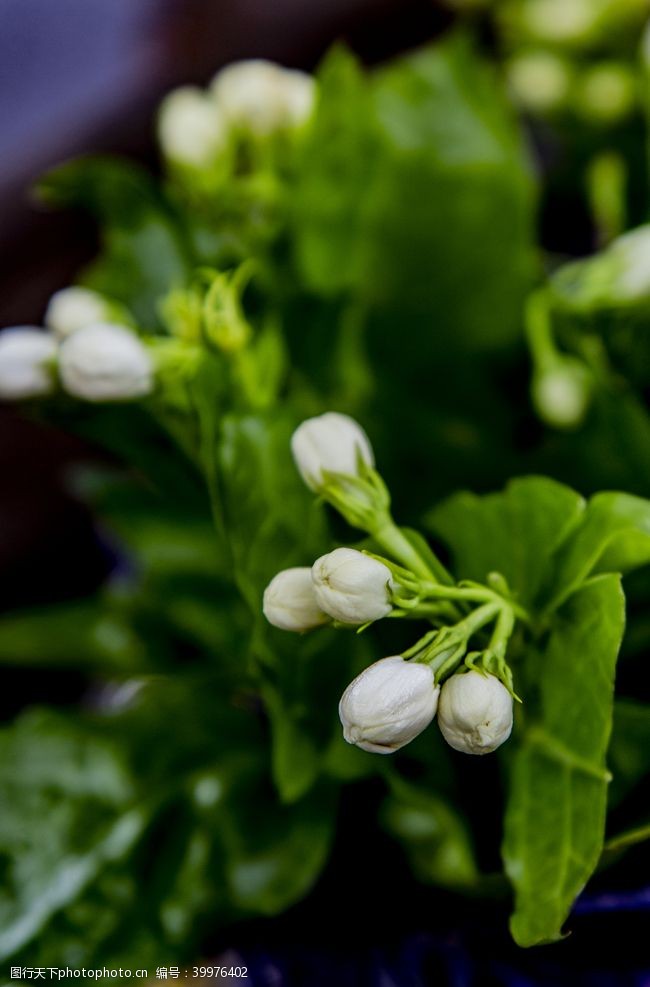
[0,327,57,399]
[158,86,227,168]
[59,323,153,402]
[311,548,393,625]
[438,670,513,755]
[291,412,374,492]
[44,286,114,339]
[531,361,591,429]
[339,656,439,754]
[506,51,572,115]
[575,63,636,126]
[210,60,315,135]
[263,567,329,632]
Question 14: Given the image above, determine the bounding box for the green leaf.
[548,492,650,611]
[0,710,146,961]
[218,775,337,916]
[428,478,650,614]
[380,775,478,889]
[294,33,535,351]
[502,574,625,947]
[217,412,330,612]
[292,46,379,296]
[0,600,146,671]
[38,157,190,329]
[428,476,585,608]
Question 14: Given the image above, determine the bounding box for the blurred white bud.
[59,323,153,402]
[158,86,227,168]
[611,226,650,302]
[0,327,57,400]
[532,362,591,429]
[44,286,114,339]
[523,0,596,44]
[210,60,315,135]
[263,567,329,632]
[438,670,513,755]
[311,547,393,625]
[291,412,374,492]
[575,63,636,125]
[507,52,572,115]
[339,656,439,754]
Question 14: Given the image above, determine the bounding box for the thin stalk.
[373,519,451,584]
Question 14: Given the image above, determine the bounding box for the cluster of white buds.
[0,287,154,403]
[263,412,520,759]
[211,61,316,136]
[158,60,316,169]
[264,547,396,632]
[337,660,513,757]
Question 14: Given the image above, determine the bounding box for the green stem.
[489,604,515,655]
[525,291,558,370]
[419,582,529,624]
[373,519,450,584]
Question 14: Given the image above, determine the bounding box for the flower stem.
[373,519,451,584]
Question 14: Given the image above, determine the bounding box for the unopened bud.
[311,548,393,625]
[438,670,513,755]
[158,86,227,169]
[44,286,115,339]
[59,323,153,402]
[291,413,374,492]
[339,656,439,754]
[531,361,591,429]
[263,567,329,632]
[0,327,57,400]
[210,60,315,135]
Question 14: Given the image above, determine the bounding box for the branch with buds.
[263,412,527,757]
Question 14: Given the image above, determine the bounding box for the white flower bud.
[210,60,315,135]
[532,362,591,429]
[0,327,57,400]
[44,287,114,339]
[263,567,329,632]
[507,51,571,115]
[339,656,439,754]
[158,86,227,168]
[611,226,650,302]
[438,670,513,755]
[59,323,153,402]
[291,412,374,492]
[311,547,393,625]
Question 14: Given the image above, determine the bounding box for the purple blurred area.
[0,0,450,604]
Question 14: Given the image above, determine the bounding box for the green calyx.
[399,580,524,695]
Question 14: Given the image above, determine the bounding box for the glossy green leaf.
[547,492,650,611]
[294,33,535,353]
[428,476,585,607]
[503,574,625,947]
